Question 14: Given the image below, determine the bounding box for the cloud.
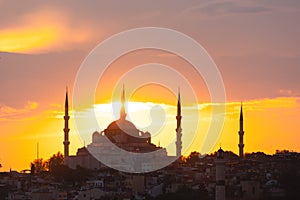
[174,97,300,119]
[51,97,299,123]
[0,8,93,53]
[0,101,39,121]
[278,89,300,97]
[223,97,300,118]
[184,1,270,15]
[247,97,299,110]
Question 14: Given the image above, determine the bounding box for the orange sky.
[0,1,300,171]
[0,95,299,171]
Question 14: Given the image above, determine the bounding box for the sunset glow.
[0,97,299,171]
[0,9,91,53]
[0,26,60,53]
[0,1,299,173]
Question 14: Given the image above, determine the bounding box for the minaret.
[238,102,244,158]
[120,85,127,120]
[215,147,226,200]
[63,88,70,164]
[175,88,182,158]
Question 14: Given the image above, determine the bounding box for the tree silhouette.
[30,152,64,173]
[46,151,64,172]
[31,158,47,173]
[185,151,201,166]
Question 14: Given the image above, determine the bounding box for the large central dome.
[97,86,151,145]
[103,118,151,145]
[105,118,140,137]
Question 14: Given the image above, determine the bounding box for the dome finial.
[120,85,127,120]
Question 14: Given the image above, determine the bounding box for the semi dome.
[144,131,151,138]
[92,130,100,136]
[92,130,101,143]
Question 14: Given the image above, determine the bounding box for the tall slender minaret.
[238,102,244,158]
[63,88,70,163]
[120,85,127,120]
[175,88,182,158]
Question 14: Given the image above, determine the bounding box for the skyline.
[0,0,300,171]
[0,90,299,171]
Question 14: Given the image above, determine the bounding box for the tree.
[46,152,64,172]
[185,151,201,166]
[31,158,47,173]
[245,152,269,160]
[30,152,64,173]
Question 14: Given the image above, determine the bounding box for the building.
[215,147,226,200]
[64,87,182,171]
[238,103,245,158]
[63,88,70,164]
[176,89,182,158]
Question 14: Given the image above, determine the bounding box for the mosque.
[63,87,183,171]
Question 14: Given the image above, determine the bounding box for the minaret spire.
[120,85,127,120]
[176,88,182,158]
[238,102,244,158]
[177,87,181,116]
[240,102,243,122]
[65,87,68,115]
[63,87,70,164]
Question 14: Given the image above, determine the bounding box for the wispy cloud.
[0,101,39,121]
[0,8,92,53]
[223,97,300,117]
[49,96,300,120]
[278,89,300,97]
[184,0,270,16]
